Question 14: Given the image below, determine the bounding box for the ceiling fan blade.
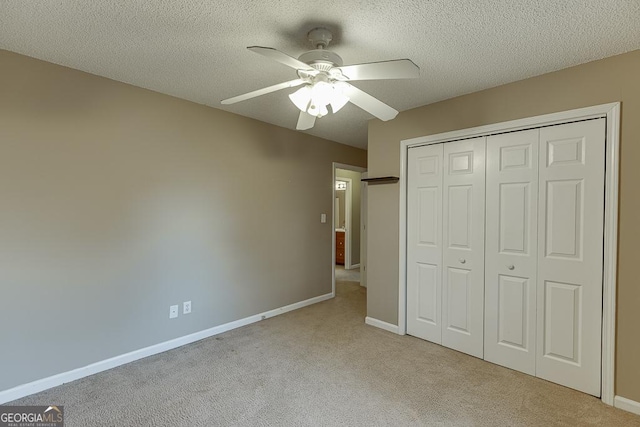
[337,59,419,81]
[344,84,399,121]
[221,79,305,105]
[296,111,316,130]
[248,46,316,73]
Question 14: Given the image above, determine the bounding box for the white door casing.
[361,172,368,287]
[407,143,444,343]
[343,177,352,269]
[441,138,486,358]
[484,129,539,374]
[535,118,605,396]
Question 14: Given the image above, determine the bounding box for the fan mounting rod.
[307,27,333,49]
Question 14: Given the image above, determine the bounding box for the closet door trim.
[398,102,620,406]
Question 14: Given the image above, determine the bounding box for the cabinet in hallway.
[335,230,345,265]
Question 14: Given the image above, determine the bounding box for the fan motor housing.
[298,50,343,70]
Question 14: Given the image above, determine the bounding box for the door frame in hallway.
[332,163,367,297]
[397,103,620,405]
[336,176,354,268]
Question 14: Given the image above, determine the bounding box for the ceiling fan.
[221,27,420,130]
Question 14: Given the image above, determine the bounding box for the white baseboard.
[0,292,333,404]
[365,316,400,334]
[348,263,360,270]
[614,395,640,416]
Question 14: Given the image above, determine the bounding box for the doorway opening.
[332,163,367,296]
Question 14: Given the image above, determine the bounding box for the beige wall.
[367,49,640,401]
[0,49,366,392]
[336,168,362,265]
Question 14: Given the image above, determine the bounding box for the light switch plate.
[183,301,191,314]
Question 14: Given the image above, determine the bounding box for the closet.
[406,118,605,397]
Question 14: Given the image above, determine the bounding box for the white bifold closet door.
[484,119,605,396]
[484,129,539,375]
[407,138,486,358]
[441,138,486,358]
[407,143,444,344]
[535,119,605,396]
[407,118,605,396]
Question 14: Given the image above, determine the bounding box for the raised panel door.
[407,144,444,343]
[484,129,539,375]
[536,118,605,396]
[441,137,486,358]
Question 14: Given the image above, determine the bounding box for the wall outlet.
[321,213,327,223]
[183,301,192,315]
[169,305,179,319]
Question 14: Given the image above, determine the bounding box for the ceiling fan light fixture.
[307,101,329,118]
[289,86,312,112]
[330,97,349,114]
[330,92,350,113]
[222,30,419,131]
[329,81,350,113]
[318,103,329,117]
[310,81,333,104]
[290,81,351,117]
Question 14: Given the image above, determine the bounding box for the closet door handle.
[507,265,515,270]
[459,258,466,264]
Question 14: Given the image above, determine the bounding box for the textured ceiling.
[1,1,639,149]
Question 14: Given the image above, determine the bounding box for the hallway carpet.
[9,281,640,426]
[335,265,360,283]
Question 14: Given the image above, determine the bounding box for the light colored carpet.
[335,265,360,283]
[8,280,640,426]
